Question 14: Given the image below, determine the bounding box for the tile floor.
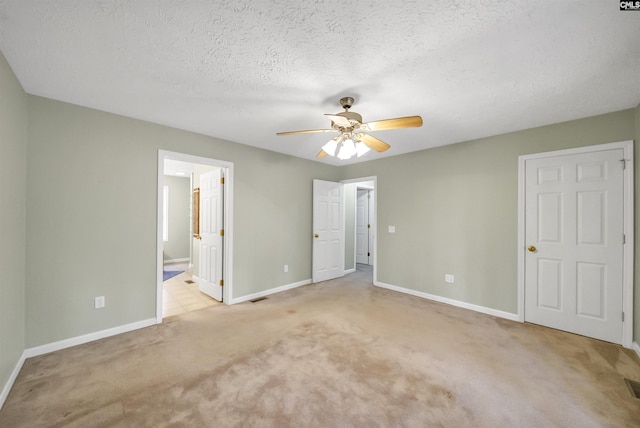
[163,262,219,317]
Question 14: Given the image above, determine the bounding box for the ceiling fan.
[276,97,423,160]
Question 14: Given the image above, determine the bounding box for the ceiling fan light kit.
[322,133,371,160]
[277,97,423,161]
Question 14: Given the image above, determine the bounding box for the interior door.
[356,189,369,264]
[524,148,624,344]
[313,179,345,283]
[199,169,224,301]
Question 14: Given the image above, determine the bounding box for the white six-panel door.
[524,148,624,344]
[199,169,224,301]
[313,179,345,283]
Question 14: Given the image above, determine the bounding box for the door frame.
[517,140,634,348]
[157,150,234,323]
[341,176,377,282]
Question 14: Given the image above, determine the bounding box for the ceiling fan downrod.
[339,97,354,111]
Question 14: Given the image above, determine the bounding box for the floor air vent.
[184,280,195,284]
[625,378,640,399]
[250,297,268,303]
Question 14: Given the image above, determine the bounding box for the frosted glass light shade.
[338,137,356,159]
[322,138,339,156]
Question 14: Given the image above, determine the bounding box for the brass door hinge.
[367,224,370,229]
[220,279,224,286]
[220,229,224,236]
[220,177,225,184]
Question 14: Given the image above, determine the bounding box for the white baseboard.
[633,342,640,359]
[374,281,520,322]
[229,279,312,305]
[1,317,157,411]
[164,258,189,264]
[23,318,157,359]
[0,352,27,411]
[344,268,356,274]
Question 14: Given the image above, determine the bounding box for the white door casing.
[522,145,631,345]
[199,169,224,301]
[356,189,370,264]
[313,179,345,283]
[158,150,234,321]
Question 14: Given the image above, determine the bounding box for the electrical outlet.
[284,264,289,273]
[95,296,105,309]
[445,274,454,283]
[388,225,396,233]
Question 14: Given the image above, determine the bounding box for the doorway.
[342,176,377,283]
[161,168,213,317]
[356,186,374,266]
[518,141,633,347]
[157,150,234,323]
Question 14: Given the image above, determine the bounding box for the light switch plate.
[95,296,105,309]
[388,226,396,233]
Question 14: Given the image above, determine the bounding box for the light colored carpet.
[1,267,639,427]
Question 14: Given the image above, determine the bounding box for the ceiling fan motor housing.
[336,111,362,126]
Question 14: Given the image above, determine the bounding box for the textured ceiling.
[1,1,639,165]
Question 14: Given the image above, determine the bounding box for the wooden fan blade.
[276,129,335,136]
[324,114,352,128]
[358,133,391,152]
[316,149,328,158]
[364,115,423,131]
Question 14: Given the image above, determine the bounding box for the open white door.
[313,179,345,283]
[524,148,624,344]
[199,169,224,301]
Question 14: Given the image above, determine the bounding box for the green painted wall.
[0,52,27,392]
[25,96,339,347]
[163,175,191,261]
[341,109,637,322]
